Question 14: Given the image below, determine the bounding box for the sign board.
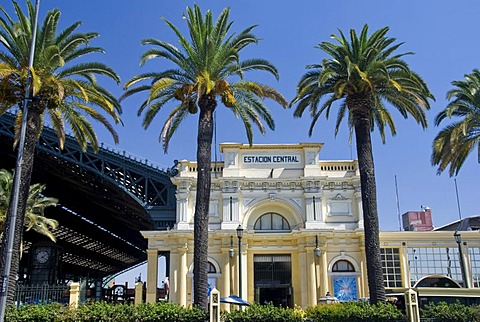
[242,154,301,164]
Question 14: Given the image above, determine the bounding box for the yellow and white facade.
[142,143,480,308]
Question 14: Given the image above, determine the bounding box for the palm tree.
[0,1,121,303]
[122,5,287,310]
[432,69,480,176]
[290,24,433,304]
[0,169,59,242]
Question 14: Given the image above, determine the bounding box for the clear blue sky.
[3,2,479,232]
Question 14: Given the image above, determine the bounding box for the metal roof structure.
[434,216,480,232]
[0,113,176,279]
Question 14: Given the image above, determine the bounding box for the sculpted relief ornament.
[225,152,236,166]
[306,151,316,165]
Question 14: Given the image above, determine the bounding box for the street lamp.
[314,235,321,257]
[454,231,468,288]
[314,235,321,302]
[236,225,244,299]
[229,236,235,259]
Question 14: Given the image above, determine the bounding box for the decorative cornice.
[220,142,323,152]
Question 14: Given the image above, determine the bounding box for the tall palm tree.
[290,24,433,304]
[0,1,121,303]
[122,5,287,310]
[432,69,480,176]
[0,169,58,242]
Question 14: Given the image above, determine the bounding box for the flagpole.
[0,1,41,320]
[454,178,462,221]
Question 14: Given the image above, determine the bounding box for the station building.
[142,143,480,308]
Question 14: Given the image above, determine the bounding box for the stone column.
[134,282,144,305]
[222,250,231,311]
[178,247,188,306]
[320,250,329,297]
[146,249,158,303]
[307,251,317,306]
[69,282,80,308]
[298,250,308,307]
[401,244,411,288]
[359,246,367,298]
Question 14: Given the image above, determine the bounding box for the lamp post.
[454,231,468,288]
[314,235,321,301]
[236,225,244,299]
[314,235,321,257]
[229,236,235,259]
[0,1,41,321]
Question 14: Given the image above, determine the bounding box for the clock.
[36,250,50,264]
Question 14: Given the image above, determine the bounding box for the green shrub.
[470,305,480,322]
[5,303,74,322]
[6,302,206,322]
[222,303,304,322]
[304,301,405,322]
[420,301,475,322]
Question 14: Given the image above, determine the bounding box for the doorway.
[253,254,292,307]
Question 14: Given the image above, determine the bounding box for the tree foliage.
[0,169,58,242]
[291,24,433,303]
[432,69,480,176]
[122,4,286,311]
[0,0,121,304]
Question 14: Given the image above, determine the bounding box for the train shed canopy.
[0,113,176,280]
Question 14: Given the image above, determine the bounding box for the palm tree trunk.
[0,107,41,304]
[349,97,386,305]
[193,93,216,311]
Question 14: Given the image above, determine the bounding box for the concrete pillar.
[320,249,329,296]
[401,244,411,288]
[222,251,231,311]
[146,249,159,303]
[307,251,316,306]
[238,245,246,300]
[298,250,308,307]
[170,251,179,304]
[134,282,144,305]
[69,282,80,308]
[359,246,368,298]
[179,248,187,306]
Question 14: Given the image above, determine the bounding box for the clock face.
[36,250,50,264]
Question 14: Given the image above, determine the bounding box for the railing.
[319,161,357,172]
[0,112,176,209]
[15,284,69,305]
[183,161,225,174]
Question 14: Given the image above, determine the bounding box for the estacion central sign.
[243,154,301,164]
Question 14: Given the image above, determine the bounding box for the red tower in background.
[402,206,433,231]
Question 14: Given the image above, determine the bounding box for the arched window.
[332,260,355,272]
[208,262,216,274]
[254,213,290,231]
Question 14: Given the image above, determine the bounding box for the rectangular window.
[254,255,291,286]
[469,247,480,288]
[380,248,403,288]
[408,247,462,287]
